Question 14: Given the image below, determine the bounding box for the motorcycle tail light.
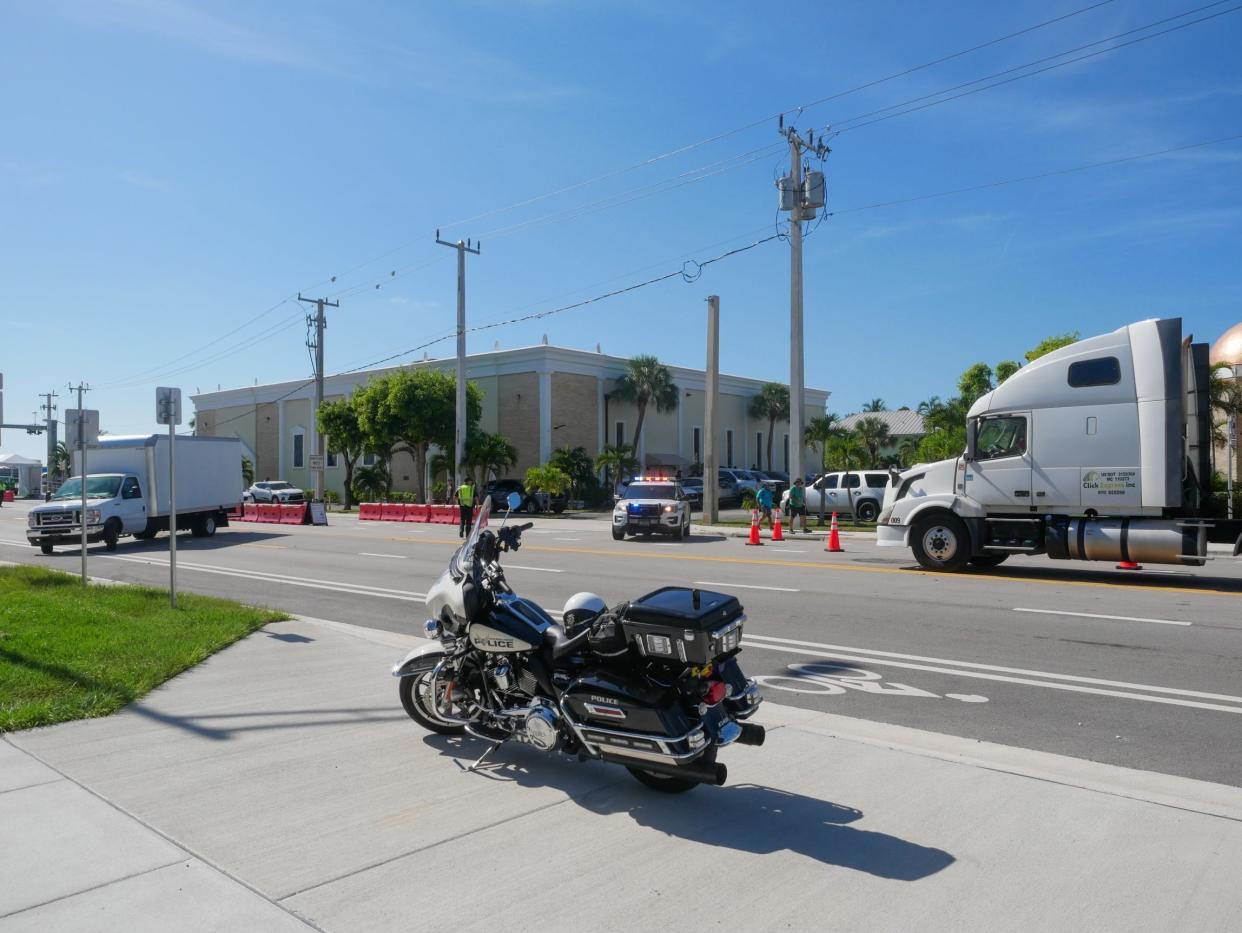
[704,681,727,706]
[646,634,673,656]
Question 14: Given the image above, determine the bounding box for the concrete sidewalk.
[5,618,1242,931]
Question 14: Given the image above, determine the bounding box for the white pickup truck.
[27,434,244,554]
[879,317,1242,570]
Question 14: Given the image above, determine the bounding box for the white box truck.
[879,317,1242,570]
[27,434,244,554]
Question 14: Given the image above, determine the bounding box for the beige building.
[191,343,830,497]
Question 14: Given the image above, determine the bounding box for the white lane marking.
[1013,607,1190,627]
[99,555,426,601]
[554,537,582,542]
[693,580,800,593]
[502,564,563,574]
[767,548,807,553]
[359,552,407,560]
[741,637,1242,715]
[742,632,1242,703]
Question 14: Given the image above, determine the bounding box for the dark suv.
[483,479,566,514]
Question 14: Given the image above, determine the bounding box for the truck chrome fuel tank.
[1049,518,1207,566]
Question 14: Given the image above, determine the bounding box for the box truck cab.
[879,318,1242,571]
[27,434,243,555]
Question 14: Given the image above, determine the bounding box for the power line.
[830,1,1240,135]
[433,0,1121,234]
[829,133,1242,216]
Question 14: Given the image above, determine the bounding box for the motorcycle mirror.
[506,491,523,512]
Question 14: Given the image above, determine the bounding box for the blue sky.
[3,0,1240,462]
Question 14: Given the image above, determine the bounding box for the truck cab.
[27,473,151,553]
[879,318,1239,571]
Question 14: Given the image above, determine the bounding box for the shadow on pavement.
[422,734,954,880]
[950,563,1242,593]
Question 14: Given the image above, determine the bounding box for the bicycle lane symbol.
[754,662,989,703]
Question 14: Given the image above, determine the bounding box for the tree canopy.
[748,382,791,471]
[612,355,678,457]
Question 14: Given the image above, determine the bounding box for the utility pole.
[776,118,829,483]
[704,296,721,524]
[435,230,481,492]
[40,391,59,487]
[298,293,339,503]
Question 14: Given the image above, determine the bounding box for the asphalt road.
[4,501,1242,786]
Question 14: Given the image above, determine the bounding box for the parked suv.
[791,471,889,522]
[245,481,305,504]
[483,479,566,514]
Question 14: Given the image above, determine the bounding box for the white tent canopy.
[0,452,44,497]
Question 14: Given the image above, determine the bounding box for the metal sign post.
[1228,413,1236,520]
[156,388,182,608]
[65,401,98,586]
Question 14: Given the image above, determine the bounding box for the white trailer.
[27,434,244,553]
[879,318,1242,570]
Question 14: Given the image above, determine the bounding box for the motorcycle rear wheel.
[399,669,466,736]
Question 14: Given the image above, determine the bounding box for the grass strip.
[0,565,287,732]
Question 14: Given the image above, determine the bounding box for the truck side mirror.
[965,420,978,462]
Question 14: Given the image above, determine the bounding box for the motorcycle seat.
[543,622,590,660]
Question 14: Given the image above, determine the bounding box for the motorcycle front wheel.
[399,667,466,736]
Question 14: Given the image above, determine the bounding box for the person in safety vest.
[456,479,475,538]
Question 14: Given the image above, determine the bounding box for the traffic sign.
[64,409,100,447]
[156,387,182,426]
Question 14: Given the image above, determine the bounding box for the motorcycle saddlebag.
[622,587,744,665]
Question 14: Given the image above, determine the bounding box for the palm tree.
[596,444,638,494]
[53,441,71,482]
[898,436,922,468]
[747,383,791,471]
[463,431,518,489]
[862,398,886,412]
[804,413,843,523]
[825,432,868,516]
[853,416,892,468]
[241,456,255,488]
[549,445,595,499]
[612,355,678,461]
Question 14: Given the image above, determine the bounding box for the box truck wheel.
[191,515,217,538]
[102,519,121,552]
[911,513,970,572]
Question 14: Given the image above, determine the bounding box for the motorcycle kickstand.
[468,740,504,773]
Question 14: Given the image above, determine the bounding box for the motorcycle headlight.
[423,619,440,639]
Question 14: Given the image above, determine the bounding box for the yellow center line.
[234,526,1242,599]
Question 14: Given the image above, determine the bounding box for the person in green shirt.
[787,477,807,533]
[456,479,475,538]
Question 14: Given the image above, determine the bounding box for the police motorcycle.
[392,492,765,792]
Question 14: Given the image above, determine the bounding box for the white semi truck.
[27,434,244,554]
[879,317,1242,570]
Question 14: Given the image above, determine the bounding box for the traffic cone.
[772,507,784,541]
[1116,559,1142,570]
[746,508,763,546]
[825,512,843,552]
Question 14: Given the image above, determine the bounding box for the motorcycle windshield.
[451,495,492,579]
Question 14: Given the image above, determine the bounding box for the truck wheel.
[969,554,1009,568]
[102,519,121,552]
[856,500,880,523]
[40,543,54,555]
[911,513,970,572]
[192,515,217,538]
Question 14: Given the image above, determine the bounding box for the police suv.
[611,477,692,540]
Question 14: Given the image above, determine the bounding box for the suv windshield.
[621,484,675,500]
[265,482,292,490]
[52,476,122,500]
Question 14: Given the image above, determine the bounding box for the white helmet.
[562,592,607,629]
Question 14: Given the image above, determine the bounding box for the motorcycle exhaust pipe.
[735,723,766,746]
[601,754,728,786]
